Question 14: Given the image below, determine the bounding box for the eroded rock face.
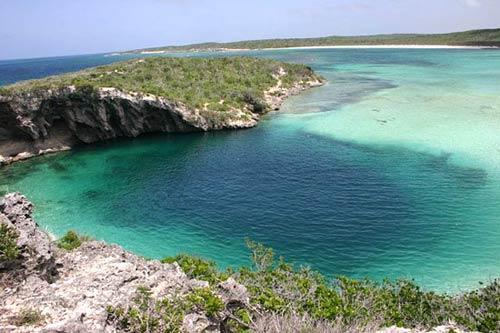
[0,193,249,333]
[0,73,324,165]
[182,313,220,333]
[0,193,57,281]
[218,277,249,309]
[0,87,233,165]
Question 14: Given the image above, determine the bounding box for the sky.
[0,0,499,60]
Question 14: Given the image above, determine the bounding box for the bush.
[15,308,44,326]
[109,242,499,333]
[161,254,229,285]
[57,230,88,251]
[454,280,500,332]
[186,287,224,317]
[0,224,19,262]
[236,241,499,332]
[235,90,268,113]
[107,285,224,333]
[107,286,189,333]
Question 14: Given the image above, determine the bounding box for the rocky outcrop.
[0,193,58,282]
[0,194,480,333]
[0,74,323,165]
[0,193,250,332]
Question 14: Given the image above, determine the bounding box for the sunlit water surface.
[1,49,500,292]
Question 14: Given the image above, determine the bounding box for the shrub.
[107,286,224,333]
[454,279,500,332]
[0,224,19,262]
[57,230,88,251]
[186,287,224,317]
[161,254,229,285]
[107,286,189,333]
[109,242,499,333]
[236,241,499,332]
[0,87,10,96]
[15,308,45,326]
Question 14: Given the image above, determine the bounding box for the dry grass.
[253,313,384,333]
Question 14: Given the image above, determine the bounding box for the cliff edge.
[0,194,492,333]
[0,193,250,332]
[0,57,324,165]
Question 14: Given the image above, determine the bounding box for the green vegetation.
[57,230,89,251]
[161,254,230,285]
[131,28,500,53]
[0,224,19,262]
[1,57,322,120]
[15,308,45,326]
[108,241,499,332]
[107,286,189,332]
[186,287,225,317]
[107,285,224,333]
[238,242,499,332]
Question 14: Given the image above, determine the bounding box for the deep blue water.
[1,48,499,293]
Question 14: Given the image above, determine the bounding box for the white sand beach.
[262,45,497,50]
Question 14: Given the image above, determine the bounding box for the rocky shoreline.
[0,193,251,332]
[0,193,482,333]
[0,69,323,166]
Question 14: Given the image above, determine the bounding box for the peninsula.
[123,28,500,54]
[0,57,324,165]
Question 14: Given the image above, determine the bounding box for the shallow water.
[1,49,499,293]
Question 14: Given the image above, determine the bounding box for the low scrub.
[1,57,322,115]
[238,240,499,332]
[15,308,45,326]
[57,230,89,251]
[161,254,230,285]
[0,224,19,262]
[109,241,499,332]
[107,285,224,333]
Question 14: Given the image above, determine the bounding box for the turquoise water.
[1,49,500,293]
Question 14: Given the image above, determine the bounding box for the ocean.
[1,48,499,292]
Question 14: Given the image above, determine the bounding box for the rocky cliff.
[0,193,250,332]
[0,194,482,333]
[0,58,324,165]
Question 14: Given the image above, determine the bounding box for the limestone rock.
[377,325,478,333]
[182,313,219,333]
[218,277,249,309]
[0,74,324,165]
[0,193,249,333]
[0,193,56,280]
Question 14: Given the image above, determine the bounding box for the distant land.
[122,28,500,54]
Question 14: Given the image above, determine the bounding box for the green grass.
[130,28,500,52]
[0,57,322,119]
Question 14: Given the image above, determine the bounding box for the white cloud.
[463,0,481,7]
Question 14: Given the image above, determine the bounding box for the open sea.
[1,48,499,293]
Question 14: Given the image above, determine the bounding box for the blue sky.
[0,0,499,60]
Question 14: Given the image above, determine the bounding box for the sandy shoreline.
[261,45,499,50]
[113,44,498,56]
